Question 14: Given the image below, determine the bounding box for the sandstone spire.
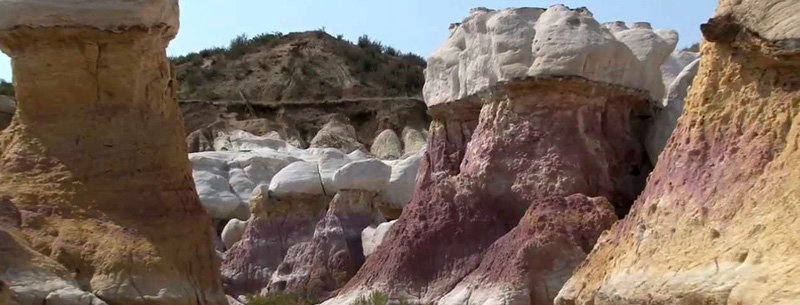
[0,1,227,304]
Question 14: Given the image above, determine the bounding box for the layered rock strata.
[557,0,800,304]
[180,98,430,155]
[323,5,678,304]
[0,1,227,304]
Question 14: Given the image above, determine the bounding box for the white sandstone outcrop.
[423,5,678,106]
[190,153,248,220]
[660,50,700,104]
[222,219,249,250]
[401,127,428,156]
[269,161,325,197]
[191,130,423,224]
[605,21,679,102]
[371,129,403,160]
[333,159,392,192]
[646,58,701,163]
[361,220,396,257]
[381,152,422,210]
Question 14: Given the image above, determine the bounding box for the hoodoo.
[324,5,677,304]
[0,1,227,304]
[557,0,800,304]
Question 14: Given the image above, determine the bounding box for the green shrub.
[682,42,701,52]
[245,291,317,305]
[354,292,389,305]
[0,79,13,97]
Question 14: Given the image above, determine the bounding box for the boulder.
[380,153,422,214]
[190,152,247,220]
[0,1,227,304]
[222,219,249,250]
[332,159,392,192]
[401,127,428,156]
[361,220,396,258]
[423,5,676,107]
[268,161,325,197]
[370,129,403,160]
[557,1,800,304]
[310,115,365,153]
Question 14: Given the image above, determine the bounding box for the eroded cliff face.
[0,2,227,304]
[557,1,800,304]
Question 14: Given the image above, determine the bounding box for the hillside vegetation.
[171,31,426,101]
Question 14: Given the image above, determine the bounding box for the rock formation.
[0,1,227,304]
[660,50,700,101]
[370,129,403,160]
[557,0,800,304]
[266,190,385,299]
[323,6,677,304]
[201,130,422,297]
[361,220,396,258]
[310,115,366,153]
[0,198,107,305]
[646,58,701,163]
[438,195,617,305]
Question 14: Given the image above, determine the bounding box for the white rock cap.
[423,4,678,106]
[0,0,180,35]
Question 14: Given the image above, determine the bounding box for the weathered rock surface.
[324,75,653,304]
[310,115,366,153]
[401,127,428,157]
[189,130,422,225]
[605,21,679,103]
[438,195,616,305]
[557,1,800,304]
[379,153,422,217]
[0,1,227,304]
[332,159,391,193]
[660,50,700,102]
[221,186,329,297]
[361,220,396,258]
[0,199,108,305]
[646,58,700,163]
[266,190,385,299]
[423,5,677,107]
[222,219,249,250]
[269,161,326,197]
[370,129,403,160]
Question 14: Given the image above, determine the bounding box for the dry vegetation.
[170,30,426,101]
[0,79,13,96]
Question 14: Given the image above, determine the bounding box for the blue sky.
[0,0,717,82]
